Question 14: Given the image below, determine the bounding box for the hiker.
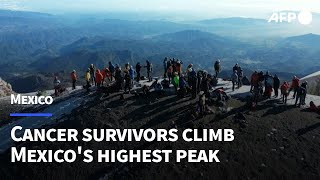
[201,72,209,96]
[129,66,135,86]
[273,74,280,97]
[167,64,173,84]
[231,70,238,91]
[172,72,180,93]
[309,101,320,112]
[135,62,142,82]
[85,69,91,92]
[189,69,198,99]
[53,76,61,97]
[124,62,130,74]
[250,71,259,92]
[106,68,112,84]
[142,85,150,97]
[187,64,193,87]
[252,82,263,106]
[233,63,239,72]
[163,57,168,78]
[198,91,206,116]
[89,64,96,86]
[197,70,203,93]
[146,60,153,82]
[301,81,308,105]
[210,75,218,88]
[70,70,77,90]
[237,68,243,88]
[214,59,221,78]
[214,87,228,102]
[264,71,273,98]
[101,68,108,85]
[108,62,115,81]
[295,85,306,107]
[115,66,123,91]
[290,76,300,98]
[95,69,103,88]
[178,75,188,98]
[176,60,182,76]
[124,72,132,93]
[281,81,290,104]
[154,79,164,95]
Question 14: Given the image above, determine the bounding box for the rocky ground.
[0,81,319,180]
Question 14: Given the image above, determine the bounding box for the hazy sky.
[1,0,319,19]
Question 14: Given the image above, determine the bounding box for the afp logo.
[268,11,313,25]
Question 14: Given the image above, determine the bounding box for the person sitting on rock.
[309,101,320,113]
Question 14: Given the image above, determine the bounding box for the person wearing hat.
[70,70,77,90]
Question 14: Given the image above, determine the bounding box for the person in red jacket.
[101,67,110,85]
[95,69,103,87]
[70,70,77,90]
[290,76,300,98]
[281,81,290,104]
[250,71,259,92]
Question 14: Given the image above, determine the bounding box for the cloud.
[0,0,27,10]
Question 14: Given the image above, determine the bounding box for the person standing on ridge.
[201,72,209,96]
[176,60,182,76]
[290,76,300,98]
[146,60,153,82]
[101,68,108,86]
[70,70,77,90]
[233,63,239,72]
[115,66,123,91]
[273,74,280,97]
[95,69,103,88]
[54,76,61,97]
[190,69,198,99]
[124,72,132,93]
[281,81,290,104]
[238,68,243,88]
[89,64,96,86]
[295,85,306,107]
[129,65,135,86]
[108,62,115,81]
[301,81,308,105]
[172,72,180,93]
[250,71,259,92]
[167,63,173,84]
[214,59,221,78]
[85,69,91,92]
[163,57,168,78]
[231,70,238,91]
[264,71,273,98]
[135,62,142,82]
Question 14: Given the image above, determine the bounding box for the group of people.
[250,70,308,107]
[53,58,315,114]
[53,60,154,96]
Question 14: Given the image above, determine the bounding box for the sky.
[0,0,319,19]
